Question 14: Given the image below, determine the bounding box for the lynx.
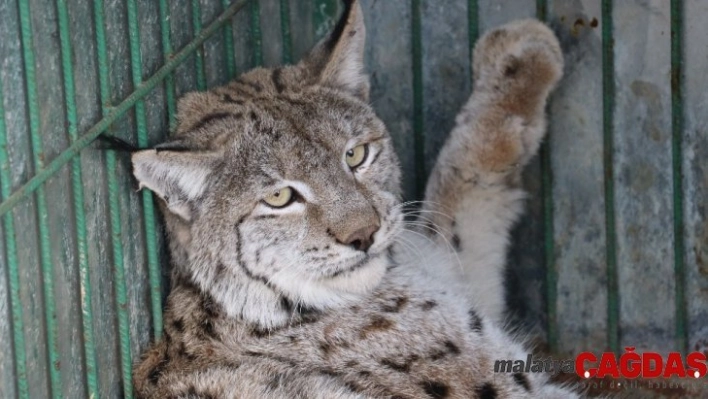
[131,1,576,397]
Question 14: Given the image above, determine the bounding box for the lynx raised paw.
[419,20,565,322]
[473,19,563,101]
[452,19,564,175]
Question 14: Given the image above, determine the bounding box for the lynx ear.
[132,149,220,221]
[304,0,368,100]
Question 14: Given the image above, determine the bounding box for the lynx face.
[131,2,403,328]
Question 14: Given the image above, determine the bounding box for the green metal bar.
[536,0,547,21]
[106,156,134,399]
[222,0,237,78]
[191,0,207,90]
[540,120,557,352]
[126,0,164,341]
[251,0,262,66]
[670,0,687,355]
[411,0,425,198]
[92,0,134,396]
[0,0,250,219]
[0,78,29,399]
[17,0,62,396]
[313,0,337,41]
[467,0,478,83]
[159,0,177,128]
[94,0,111,116]
[55,0,99,396]
[107,158,135,399]
[280,0,292,64]
[601,0,619,354]
[536,0,557,354]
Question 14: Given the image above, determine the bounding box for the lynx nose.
[341,224,380,252]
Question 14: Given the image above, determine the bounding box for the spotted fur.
[132,1,576,397]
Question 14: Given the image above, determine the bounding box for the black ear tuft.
[154,141,192,153]
[325,0,357,51]
[300,0,368,100]
[96,135,140,152]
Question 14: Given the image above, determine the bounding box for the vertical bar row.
[93,0,134,396]
[16,1,62,396]
[410,0,425,198]
[222,0,237,77]
[0,78,28,399]
[192,0,207,90]
[601,0,619,354]
[55,0,99,396]
[251,0,263,66]
[280,0,292,64]
[535,0,557,354]
[126,0,164,341]
[159,0,178,128]
[670,0,687,354]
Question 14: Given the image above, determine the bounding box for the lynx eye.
[263,187,295,208]
[345,144,369,169]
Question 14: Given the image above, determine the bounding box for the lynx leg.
[420,20,563,321]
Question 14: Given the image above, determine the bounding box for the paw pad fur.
[472,19,564,96]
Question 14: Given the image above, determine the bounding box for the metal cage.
[0,0,705,397]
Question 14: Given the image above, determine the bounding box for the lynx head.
[131,0,402,329]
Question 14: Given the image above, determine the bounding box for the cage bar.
[55,0,100,396]
[410,0,425,198]
[534,0,558,354]
[17,0,62,396]
[125,0,164,342]
[251,0,263,66]
[92,0,135,395]
[159,0,178,128]
[601,0,620,354]
[192,0,208,90]
[280,0,293,64]
[0,77,29,399]
[222,0,238,77]
[126,0,165,341]
[670,0,687,354]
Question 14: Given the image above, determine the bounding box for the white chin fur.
[321,254,388,293]
[268,254,388,310]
